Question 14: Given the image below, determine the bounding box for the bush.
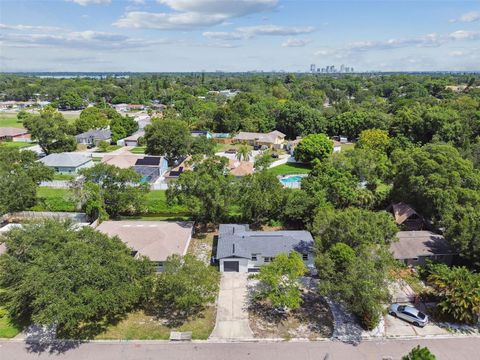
[402,345,436,360]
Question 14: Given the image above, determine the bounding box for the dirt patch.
[188,231,216,264]
[248,291,333,340]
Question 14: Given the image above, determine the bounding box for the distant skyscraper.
[310,64,316,73]
[340,64,345,73]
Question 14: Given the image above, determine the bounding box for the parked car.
[225,148,237,154]
[388,304,428,327]
[271,152,279,158]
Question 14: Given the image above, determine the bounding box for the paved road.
[0,338,478,360]
[209,273,253,340]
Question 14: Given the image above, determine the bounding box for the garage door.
[223,261,239,272]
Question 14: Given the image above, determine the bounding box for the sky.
[0,0,479,72]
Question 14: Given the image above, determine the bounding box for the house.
[391,231,454,267]
[228,159,254,177]
[112,103,128,112]
[119,130,145,147]
[39,153,94,173]
[233,130,286,149]
[216,224,314,272]
[164,156,193,182]
[134,115,151,130]
[0,127,31,142]
[389,202,424,230]
[102,154,168,183]
[96,221,194,272]
[75,129,112,146]
[128,104,145,111]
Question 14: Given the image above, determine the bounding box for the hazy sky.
[0,0,479,72]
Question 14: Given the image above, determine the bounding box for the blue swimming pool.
[279,174,307,188]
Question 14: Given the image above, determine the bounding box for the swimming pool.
[279,174,307,188]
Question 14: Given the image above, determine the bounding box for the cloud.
[202,31,245,41]
[0,30,169,50]
[0,23,62,32]
[449,30,480,40]
[67,0,111,5]
[450,11,480,23]
[281,37,311,47]
[130,0,146,4]
[346,33,444,51]
[236,25,315,37]
[114,0,278,30]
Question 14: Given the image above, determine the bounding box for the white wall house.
[216,224,315,273]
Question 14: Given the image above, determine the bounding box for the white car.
[389,304,428,327]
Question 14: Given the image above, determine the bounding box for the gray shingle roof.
[39,153,92,168]
[390,231,453,260]
[75,129,111,141]
[216,224,314,259]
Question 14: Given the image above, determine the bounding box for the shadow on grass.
[144,304,206,328]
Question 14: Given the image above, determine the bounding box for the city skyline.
[0,0,479,72]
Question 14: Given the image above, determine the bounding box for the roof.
[96,221,194,262]
[102,154,164,169]
[391,202,421,225]
[216,224,314,259]
[228,160,254,177]
[234,130,286,144]
[124,130,145,142]
[39,153,92,168]
[166,156,193,177]
[75,129,111,141]
[390,231,453,260]
[0,127,28,137]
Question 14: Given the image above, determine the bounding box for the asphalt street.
[1,338,479,360]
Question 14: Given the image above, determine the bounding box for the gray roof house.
[39,153,94,174]
[216,224,314,272]
[390,231,454,267]
[75,129,112,145]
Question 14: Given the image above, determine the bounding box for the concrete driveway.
[385,313,449,337]
[209,273,253,341]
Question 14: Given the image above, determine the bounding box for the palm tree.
[236,144,252,161]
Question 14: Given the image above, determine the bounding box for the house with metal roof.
[216,224,314,272]
[38,153,94,174]
[102,154,168,183]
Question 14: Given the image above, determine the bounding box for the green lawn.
[32,187,77,212]
[130,146,146,154]
[53,173,75,181]
[268,162,312,176]
[341,143,355,151]
[96,145,122,153]
[0,113,24,128]
[96,307,216,340]
[0,141,34,149]
[0,307,21,339]
[145,190,188,215]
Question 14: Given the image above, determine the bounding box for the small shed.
[390,202,423,230]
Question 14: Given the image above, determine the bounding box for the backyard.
[268,163,312,176]
[0,113,24,128]
[0,141,35,149]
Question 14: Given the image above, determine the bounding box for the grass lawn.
[96,307,216,340]
[0,113,24,128]
[341,143,355,151]
[267,162,312,176]
[96,145,122,153]
[32,187,77,212]
[52,173,75,181]
[130,146,146,154]
[0,302,22,339]
[0,141,34,149]
[145,190,188,216]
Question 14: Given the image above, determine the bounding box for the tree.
[330,110,391,140]
[294,134,333,163]
[311,207,398,251]
[0,220,153,338]
[255,252,307,310]
[282,189,330,227]
[23,107,76,154]
[152,255,219,321]
[427,264,480,324]
[237,171,285,225]
[167,156,233,224]
[254,150,273,171]
[402,346,437,360]
[110,113,138,143]
[316,244,393,330]
[190,136,216,156]
[357,128,390,153]
[97,140,110,152]
[0,147,54,214]
[75,106,111,134]
[275,101,327,139]
[145,119,191,164]
[73,163,149,218]
[58,91,84,110]
[236,143,252,161]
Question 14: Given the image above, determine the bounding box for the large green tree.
[294,133,333,164]
[0,220,153,338]
[145,119,191,163]
[75,106,112,134]
[255,252,307,310]
[74,163,149,218]
[23,108,77,154]
[152,254,219,321]
[167,156,233,224]
[0,147,53,214]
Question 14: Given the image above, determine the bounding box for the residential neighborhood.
[1,1,480,358]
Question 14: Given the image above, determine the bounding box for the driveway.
[209,273,253,341]
[385,313,449,337]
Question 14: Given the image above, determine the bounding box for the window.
[302,253,308,261]
[153,261,163,272]
[264,257,271,263]
[251,254,258,261]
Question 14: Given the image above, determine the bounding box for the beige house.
[233,130,286,149]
